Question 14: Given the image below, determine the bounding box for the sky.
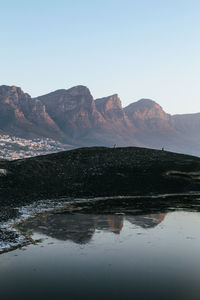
[1,0,200,114]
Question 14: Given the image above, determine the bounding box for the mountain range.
[0,84,200,156]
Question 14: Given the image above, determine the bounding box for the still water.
[1,210,200,300]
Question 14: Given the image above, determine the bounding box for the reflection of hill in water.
[20,213,166,244]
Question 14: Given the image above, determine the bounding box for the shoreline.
[1,192,200,254]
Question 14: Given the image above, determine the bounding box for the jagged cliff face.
[38,88,138,146]
[96,94,133,126]
[38,86,104,139]
[95,94,138,145]
[96,94,124,119]
[0,85,62,139]
[0,84,200,155]
[0,86,30,128]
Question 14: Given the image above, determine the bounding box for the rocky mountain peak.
[124,98,168,120]
[95,94,134,134]
[36,85,103,139]
[66,85,91,97]
[1,84,200,156]
[38,85,94,110]
[0,85,30,102]
[134,98,157,106]
[95,94,122,112]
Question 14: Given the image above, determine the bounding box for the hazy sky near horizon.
[1,0,200,114]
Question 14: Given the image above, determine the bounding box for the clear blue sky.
[1,0,200,114]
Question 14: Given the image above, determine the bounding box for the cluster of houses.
[0,135,71,160]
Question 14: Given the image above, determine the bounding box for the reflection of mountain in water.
[19,213,166,244]
[32,214,95,244]
[94,215,124,234]
[126,213,166,229]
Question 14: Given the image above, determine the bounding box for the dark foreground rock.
[1,146,200,208]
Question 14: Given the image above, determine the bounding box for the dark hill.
[1,147,200,206]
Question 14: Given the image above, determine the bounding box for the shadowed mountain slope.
[124,99,200,155]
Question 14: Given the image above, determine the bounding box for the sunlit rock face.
[0,85,62,139]
[95,94,138,146]
[96,94,126,121]
[95,94,134,128]
[124,99,170,130]
[38,86,105,143]
[38,87,138,146]
[1,85,200,155]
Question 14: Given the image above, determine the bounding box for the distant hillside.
[1,147,200,204]
[0,85,200,156]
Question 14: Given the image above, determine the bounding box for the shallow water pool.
[1,210,200,300]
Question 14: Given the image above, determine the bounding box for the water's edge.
[1,192,200,254]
